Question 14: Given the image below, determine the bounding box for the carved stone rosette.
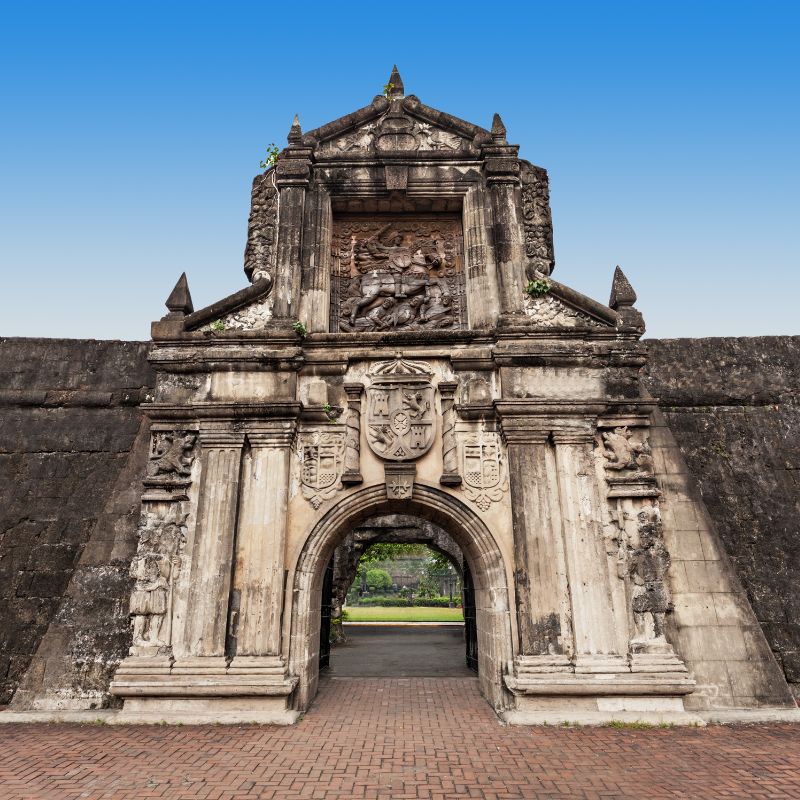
[298,430,347,509]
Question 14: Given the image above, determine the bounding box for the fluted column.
[438,382,461,486]
[501,420,570,663]
[552,428,625,671]
[230,422,296,660]
[177,429,244,665]
[341,383,363,485]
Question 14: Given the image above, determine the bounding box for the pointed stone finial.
[609,266,645,332]
[491,113,507,144]
[385,65,404,98]
[287,114,303,144]
[609,266,637,309]
[165,272,193,316]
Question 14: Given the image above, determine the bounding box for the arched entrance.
[287,484,515,713]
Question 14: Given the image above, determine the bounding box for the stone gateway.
[8,68,795,724]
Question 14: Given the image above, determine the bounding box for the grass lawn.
[344,606,464,623]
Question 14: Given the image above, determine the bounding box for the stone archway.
[287,484,515,714]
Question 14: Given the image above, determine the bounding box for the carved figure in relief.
[333,217,463,333]
[602,427,653,473]
[147,432,197,478]
[129,505,188,654]
[629,506,673,641]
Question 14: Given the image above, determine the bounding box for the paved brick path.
[2,677,799,799]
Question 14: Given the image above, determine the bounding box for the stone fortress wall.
[0,335,797,707]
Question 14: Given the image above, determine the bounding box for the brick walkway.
[1,677,799,799]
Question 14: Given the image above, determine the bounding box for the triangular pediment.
[306,90,491,158]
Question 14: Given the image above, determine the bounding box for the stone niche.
[331,214,466,333]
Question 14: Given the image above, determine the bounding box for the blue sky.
[1,1,798,340]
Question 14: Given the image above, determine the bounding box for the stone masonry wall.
[644,336,800,699]
[0,335,797,706]
[0,339,154,706]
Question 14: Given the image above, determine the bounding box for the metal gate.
[463,562,478,673]
[319,557,334,669]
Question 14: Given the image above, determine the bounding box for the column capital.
[343,382,364,401]
[245,420,297,448]
[437,381,459,400]
[551,427,595,445]
[198,428,246,448]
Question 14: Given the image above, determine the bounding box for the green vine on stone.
[259,143,280,169]
[210,319,225,332]
[525,279,551,298]
[323,402,341,423]
[292,320,308,339]
[383,82,394,99]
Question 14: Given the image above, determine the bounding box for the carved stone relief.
[321,112,468,155]
[198,296,273,332]
[298,430,347,509]
[520,165,555,275]
[460,431,508,512]
[601,427,655,475]
[147,431,197,478]
[129,504,189,656]
[628,504,673,644]
[244,175,278,283]
[365,359,435,461]
[331,215,466,333]
[523,295,603,328]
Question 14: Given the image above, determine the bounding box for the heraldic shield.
[366,359,435,462]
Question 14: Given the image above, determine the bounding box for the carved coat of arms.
[366,359,435,462]
[299,430,346,509]
[461,431,507,511]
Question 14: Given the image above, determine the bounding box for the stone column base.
[503,654,700,725]
[110,655,298,725]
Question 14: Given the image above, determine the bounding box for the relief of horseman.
[346,225,442,326]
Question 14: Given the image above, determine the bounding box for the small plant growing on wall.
[210,319,226,332]
[259,143,280,169]
[292,320,308,339]
[323,403,341,423]
[383,82,394,99]
[525,279,551,297]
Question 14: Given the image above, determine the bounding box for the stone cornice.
[144,402,302,421]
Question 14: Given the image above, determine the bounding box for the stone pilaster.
[272,138,312,319]
[438,382,461,486]
[341,383,364,485]
[552,428,626,673]
[229,422,296,662]
[463,187,500,327]
[299,187,332,332]
[500,419,571,669]
[483,130,525,319]
[175,428,245,671]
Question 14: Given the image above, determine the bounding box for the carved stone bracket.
[438,381,461,486]
[384,462,416,500]
[341,383,364,485]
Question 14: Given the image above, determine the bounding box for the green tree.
[365,568,392,593]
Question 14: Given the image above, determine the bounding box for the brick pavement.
[1,676,799,799]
